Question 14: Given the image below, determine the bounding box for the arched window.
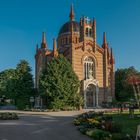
[86,28,88,36]
[84,57,95,79]
[89,29,92,37]
[85,28,92,37]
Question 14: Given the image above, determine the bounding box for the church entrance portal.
[86,84,96,108]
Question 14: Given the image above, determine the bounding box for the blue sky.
[0,0,140,75]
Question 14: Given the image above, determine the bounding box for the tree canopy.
[39,55,83,110]
[0,60,34,109]
[115,66,140,102]
[14,60,34,109]
[0,69,15,98]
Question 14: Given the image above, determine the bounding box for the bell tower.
[79,16,96,52]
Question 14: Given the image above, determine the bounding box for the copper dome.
[58,21,80,35]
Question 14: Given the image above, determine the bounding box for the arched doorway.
[86,84,96,108]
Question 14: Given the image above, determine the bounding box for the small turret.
[69,4,74,44]
[79,17,86,43]
[41,32,47,49]
[110,48,115,64]
[53,38,58,57]
[102,32,108,49]
[102,32,109,98]
[110,47,115,97]
[93,18,96,52]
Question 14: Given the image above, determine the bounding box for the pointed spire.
[103,32,107,44]
[102,32,108,49]
[93,18,96,52]
[53,38,57,52]
[69,3,75,21]
[36,44,38,52]
[93,18,96,26]
[111,48,113,57]
[42,32,46,44]
[53,38,58,57]
[41,32,47,49]
[110,48,115,64]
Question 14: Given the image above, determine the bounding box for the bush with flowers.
[73,111,136,140]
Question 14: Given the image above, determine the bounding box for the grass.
[74,110,140,139]
[106,110,140,136]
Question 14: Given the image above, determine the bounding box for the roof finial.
[69,3,75,21]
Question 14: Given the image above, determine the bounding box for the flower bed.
[74,111,136,140]
[0,112,19,120]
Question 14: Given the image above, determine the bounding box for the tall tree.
[115,66,140,102]
[39,55,83,109]
[14,60,34,109]
[0,60,34,109]
[0,69,15,98]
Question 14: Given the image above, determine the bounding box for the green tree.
[39,55,82,110]
[0,60,34,109]
[14,60,34,109]
[0,69,15,99]
[115,66,140,102]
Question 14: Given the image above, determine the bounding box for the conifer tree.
[15,60,34,109]
[39,55,83,109]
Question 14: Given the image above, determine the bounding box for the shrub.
[16,99,28,110]
[0,112,18,120]
[112,133,124,140]
[73,118,81,126]
[86,129,94,137]
[87,118,101,128]
[91,129,111,140]
[79,126,88,135]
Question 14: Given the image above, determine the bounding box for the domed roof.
[58,21,80,35]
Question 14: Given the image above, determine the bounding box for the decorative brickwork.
[35,4,115,108]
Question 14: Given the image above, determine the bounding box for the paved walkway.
[0,111,91,140]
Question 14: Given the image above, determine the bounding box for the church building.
[35,5,115,108]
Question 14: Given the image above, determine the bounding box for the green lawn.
[74,110,140,140]
[106,110,140,136]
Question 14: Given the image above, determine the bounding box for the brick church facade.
[35,5,115,108]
